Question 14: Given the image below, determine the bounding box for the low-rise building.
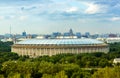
[113,58,120,64]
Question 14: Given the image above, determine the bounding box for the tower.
[10,26,11,35]
[9,26,12,38]
[69,28,74,36]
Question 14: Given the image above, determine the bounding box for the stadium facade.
[12,39,109,57]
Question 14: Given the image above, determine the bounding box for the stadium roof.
[16,39,104,45]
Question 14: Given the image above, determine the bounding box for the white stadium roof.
[16,39,104,45]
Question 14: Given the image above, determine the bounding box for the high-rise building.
[85,32,90,38]
[64,32,70,36]
[22,31,27,37]
[76,32,81,38]
[52,32,61,37]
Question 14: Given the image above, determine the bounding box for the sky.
[0,0,120,35]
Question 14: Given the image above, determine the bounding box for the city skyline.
[0,0,120,34]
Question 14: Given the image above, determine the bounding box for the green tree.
[71,70,91,78]
[62,63,80,78]
[8,72,21,78]
[55,71,68,78]
[0,41,13,52]
[0,74,4,78]
[92,66,120,78]
[42,74,53,78]
[98,59,109,67]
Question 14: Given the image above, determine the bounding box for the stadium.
[12,39,109,57]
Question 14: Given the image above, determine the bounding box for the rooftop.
[15,39,104,45]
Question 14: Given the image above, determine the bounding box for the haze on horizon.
[0,0,120,35]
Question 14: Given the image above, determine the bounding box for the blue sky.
[0,0,120,34]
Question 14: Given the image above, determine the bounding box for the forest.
[0,41,120,78]
[0,41,13,52]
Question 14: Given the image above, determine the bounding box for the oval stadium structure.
[12,39,109,57]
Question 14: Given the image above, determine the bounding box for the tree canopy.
[0,42,120,78]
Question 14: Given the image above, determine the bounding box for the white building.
[113,58,120,64]
[97,38,120,43]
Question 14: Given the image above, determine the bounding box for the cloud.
[9,15,15,19]
[77,19,86,23]
[84,3,105,14]
[0,0,119,21]
[19,16,28,21]
[0,0,52,6]
[110,17,120,21]
[93,0,119,7]
[21,6,37,11]
[114,3,120,8]
[0,16,4,20]
[65,7,78,13]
